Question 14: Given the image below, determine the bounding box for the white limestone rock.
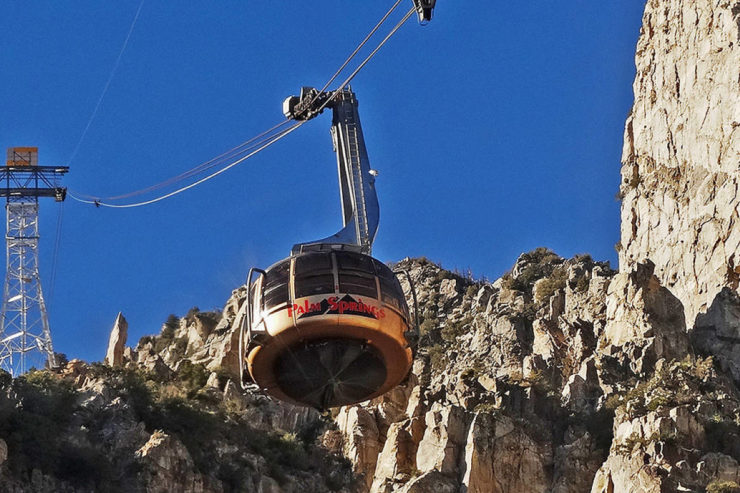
[104,312,128,367]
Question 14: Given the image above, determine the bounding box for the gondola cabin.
[240,86,421,408]
[243,248,414,409]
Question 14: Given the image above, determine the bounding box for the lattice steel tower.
[0,148,68,375]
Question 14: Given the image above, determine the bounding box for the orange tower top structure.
[6,147,39,167]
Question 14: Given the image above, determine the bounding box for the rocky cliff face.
[327,256,740,493]
[2,245,737,492]
[0,354,354,492]
[0,0,738,491]
[329,253,617,493]
[618,0,740,379]
[331,0,740,490]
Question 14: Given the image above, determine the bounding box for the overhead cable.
[315,0,404,96]
[70,1,416,208]
[71,117,294,202]
[47,201,64,309]
[329,7,416,98]
[67,0,145,167]
[68,120,305,208]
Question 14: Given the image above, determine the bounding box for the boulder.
[461,412,552,493]
[600,261,690,379]
[415,403,469,476]
[135,430,206,492]
[397,471,458,493]
[336,406,381,490]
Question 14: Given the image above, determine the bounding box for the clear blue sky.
[0,1,646,363]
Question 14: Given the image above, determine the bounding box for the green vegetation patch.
[501,247,562,295]
[0,370,110,487]
[534,266,567,304]
[707,480,740,493]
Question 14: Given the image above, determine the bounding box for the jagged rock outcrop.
[693,287,740,382]
[104,312,128,367]
[325,253,619,493]
[597,260,691,393]
[592,358,740,492]
[135,431,207,492]
[337,406,382,489]
[129,297,246,381]
[460,411,552,493]
[1,1,739,491]
[0,358,356,492]
[318,249,738,492]
[618,0,740,365]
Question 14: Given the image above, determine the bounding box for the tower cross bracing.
[0,148,67,375]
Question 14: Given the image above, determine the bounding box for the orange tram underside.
[242,250,415,409]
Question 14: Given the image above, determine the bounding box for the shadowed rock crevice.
[0,0,738,490]
[693,287,740,383]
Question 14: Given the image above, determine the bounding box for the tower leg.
[0,202,55,376]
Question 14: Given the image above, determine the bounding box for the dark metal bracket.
[239,267,266,388]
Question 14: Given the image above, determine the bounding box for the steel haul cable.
[70,117,294,202]
[313,0,404,98]
[47,201,64,309]
[315,6,416,118]
[67,0,145,167]
[68,120,305,208]
[69,1,418,209]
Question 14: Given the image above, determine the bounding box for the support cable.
[68,120,305,208]
[47,201,64,309]
[67,0,145,167]
[82,0,404,203]
[327,7,416,101]
[69,2,416,208]
[70,117,293,201]
[314,0,404,97]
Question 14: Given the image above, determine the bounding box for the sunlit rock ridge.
[0,0,739,491]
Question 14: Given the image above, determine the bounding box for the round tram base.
[246,312,413,409]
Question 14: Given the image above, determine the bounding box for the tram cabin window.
[339,273,378,298]
[336,251,375,274]
[295,274,335,298]
[379,276,405,312]
[263,259,291,308]
[294,253,335,298]
[295,253,332,274]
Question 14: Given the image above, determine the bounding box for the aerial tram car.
[238,0,435,409]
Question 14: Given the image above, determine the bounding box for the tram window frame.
[294,273,336,298]
[264,285,290,309]
[295,253,333,275]
[373,259,401,283]
[336,251,376,274]
[339,272,378,298]
[263,259,291,308]
[378,276,405,312]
